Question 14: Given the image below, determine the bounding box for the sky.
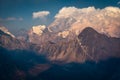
[0,0,120,33]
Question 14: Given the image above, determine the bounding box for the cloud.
[117,1,120,5]
[18,17,23,21]
[55,7,78,18]
[33,11,50,19]
[6,17,16,21]
[0,17,23,21]
[49,6,120,38]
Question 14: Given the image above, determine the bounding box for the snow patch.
[0,26,15,38]
[32,25,46,35]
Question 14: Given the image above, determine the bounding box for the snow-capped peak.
[31,25,46,35]
[0,26,15,38]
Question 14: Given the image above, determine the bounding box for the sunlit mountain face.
[0,0,120,80]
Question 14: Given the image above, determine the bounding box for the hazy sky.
[0,0,120,33]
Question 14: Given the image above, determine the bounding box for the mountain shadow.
[37,58,120,80]
[0,46,50,80]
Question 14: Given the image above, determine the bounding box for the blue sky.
[0,0,120,33]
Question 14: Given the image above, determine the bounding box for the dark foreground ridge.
[0,46,120,80]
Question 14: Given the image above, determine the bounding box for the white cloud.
[55,7,97,19]
[55,7,78,18]
[33,11,50,19]
[49,6,120,38]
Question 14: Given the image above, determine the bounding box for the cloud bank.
[49,6,120,38]
[33,11,50,19]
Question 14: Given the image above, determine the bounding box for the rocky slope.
[0,30,30,50]
[39,27,120,63]
[0,26,120,80]
[0,26,120,63]
[78,27,120,61]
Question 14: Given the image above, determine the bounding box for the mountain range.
[1,26,120,62]
[0,26,120,80]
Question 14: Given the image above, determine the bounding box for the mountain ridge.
[36,27,120,63]
[0,26,120,63]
